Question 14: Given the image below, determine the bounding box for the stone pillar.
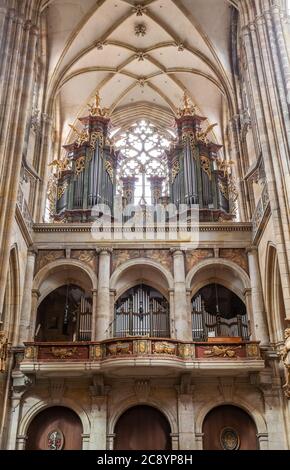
[240,5,290,318]
[89,376,108,450]
[107,434,115,450]
[82,434,90,450]
[7,371,32,450]
[18,249,37,345]
[247,246,269,345]
[171,249,191,341]
[91,289,98,341]
[96,249,112,341]
[0,4,40,318]
[28,289,40,341]
[257,433,269,450]
[169,289,176,338]
[34,113,53,222]
[109,289,116,338]
[177,375,195,450]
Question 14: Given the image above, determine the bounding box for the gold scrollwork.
[178,344,194,359]
[154,341,176,355]
[90,131,104,151]
[246,343,260,358]
[203,345,241,358]
[107,342,132,356]
[218,181,229,200]
[49,158,69,176]
[25,346,36,360]
[171,160,180,182]
[200,155,212,180]
[93,345,102,359]
[196,123,217,144]
[105,160,114,182]
[57,182,68,200]
[182,131,197,158]
[75,156,86,175]
[69,124,89,147]
[51,347,77,359]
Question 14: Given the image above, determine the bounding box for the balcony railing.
[22,338,262,363]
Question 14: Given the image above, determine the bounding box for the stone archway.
[202,404,258,450]
[114,405,172,450]
[25,406,83,450]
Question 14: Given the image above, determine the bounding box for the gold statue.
[196,123,218,143]
[280,328,290,398]
[69,124,89,147]
[87,91,109,117]
[177,92,196,117]
[0,331,8,372]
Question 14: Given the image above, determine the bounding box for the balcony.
[20,338,264,378]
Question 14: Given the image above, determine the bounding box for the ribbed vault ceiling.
[43,0,236,147]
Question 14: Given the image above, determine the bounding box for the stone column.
[18,249,37,345]
[177,375,195,450]
[0,4,40,318]
[171,249,191,341]
[7,371,32,450]
[89,376,108,450]
[257,433,269,450]
[169,289,176,338]
[96,249,112,341]
[28,289,40,341]
[247,246,269,345]
[107,434,115,450]
[91,289,98,341]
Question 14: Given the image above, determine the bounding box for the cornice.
[33,222,253,233]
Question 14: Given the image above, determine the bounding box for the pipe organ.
[49,93,237,222]
[49,93,116,222]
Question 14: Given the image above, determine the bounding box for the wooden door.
[203,405,258,450]
[114,405,171,450]
[26,406,82,450]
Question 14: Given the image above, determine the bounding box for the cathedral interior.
[0,0,290,451]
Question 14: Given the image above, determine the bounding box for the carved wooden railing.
[22,338,261,362]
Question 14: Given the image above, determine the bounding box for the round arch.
[195,398,267,437]
[18,398,91,439]
[109,397,177,436]
[33,258,98,304]
[110,258,174,296]
[186,258,251,298]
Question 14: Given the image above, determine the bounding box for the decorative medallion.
[135,23,147,37]
[47,429,64,450]
[220,427,240,450]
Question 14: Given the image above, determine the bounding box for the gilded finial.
[87,91,109,117]
[177,92,196,117]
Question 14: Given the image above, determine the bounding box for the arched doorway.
[26,406,83,450]
[202,405,258,450]
[35,285,92,341]
[114,405,171,450]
